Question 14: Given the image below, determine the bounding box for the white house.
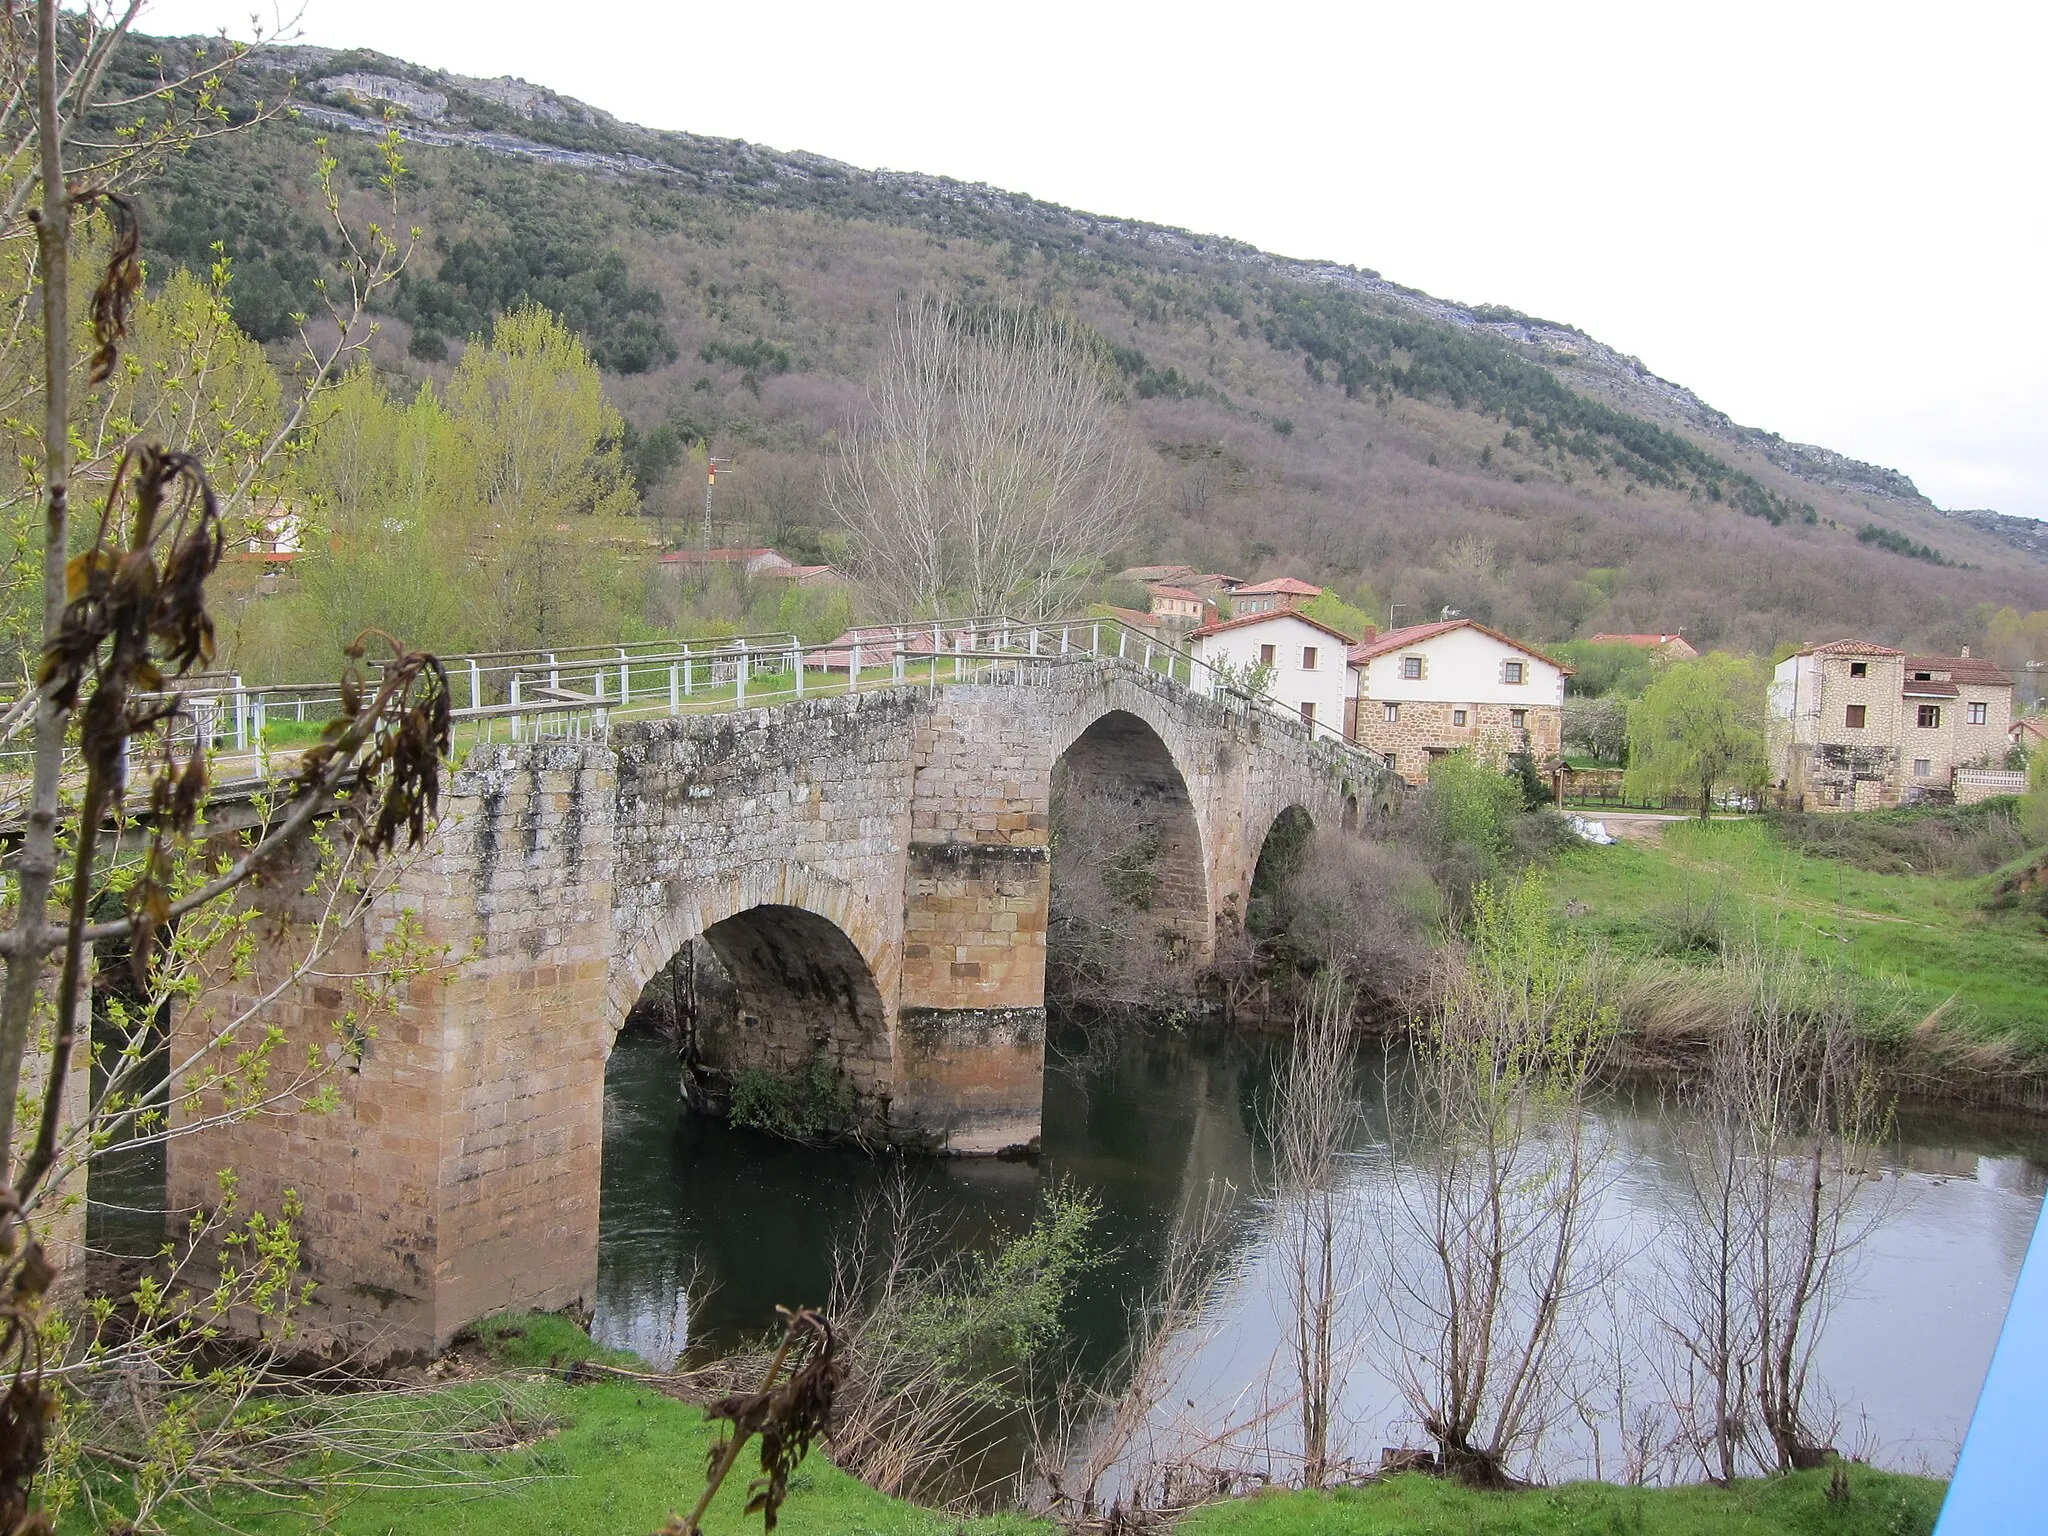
[1188,610,1355,741]
[1346,619,1570,783]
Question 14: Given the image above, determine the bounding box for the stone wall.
[1350,699,1561,785]
[166,740,614,1360]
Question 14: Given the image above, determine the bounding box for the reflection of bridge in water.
[164,617,1391,1359]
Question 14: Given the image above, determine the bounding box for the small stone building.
[1232,577,1321,616]
[1345,619,1569,785]
[1768,640,2013,809]
[1146,583,1215,630]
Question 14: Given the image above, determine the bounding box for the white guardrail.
[0,615,1385,811]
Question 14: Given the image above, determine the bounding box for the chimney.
[1359,623,1378,644]
[1962,645,1972,658]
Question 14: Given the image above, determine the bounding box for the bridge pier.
[896,842,1050,1153]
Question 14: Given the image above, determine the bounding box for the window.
[1301,646,1318,671]
[1400,655,1424,680]
[1912,758,1932,778]
[1917,704,1942,729]
[1913,671,1933,682]
[1259,643,1275,666]
[1849,661,1868,678]
[1510,708,1527,730]
[1503,660,1525,685]
[1452,708,1468,726]
[1969,701,1989,725]
[1300,701,1315,727]
[1383,702,1401,723]
[1845,704,1867,728]
[1384,751,1397,771]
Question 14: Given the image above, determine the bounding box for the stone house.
[1120,563,1199,586]
[757,562,845,588]
[1146,583,1215,629]
[1344,619,1569,785]
[1767,640,2013,808]
[1232,577,1321,616]
[1188,610,1354,740]
[657,547,793,577]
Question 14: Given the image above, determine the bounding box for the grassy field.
[1550,814,2048,1055]
[1186,1469,1945,1536]
[95,1314,1040,1536]
[80,1312,1952,1536]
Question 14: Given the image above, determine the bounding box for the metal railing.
[0,614,1388,814]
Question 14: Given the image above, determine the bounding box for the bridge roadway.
[163,624,1390,1359]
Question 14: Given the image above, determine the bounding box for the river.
[594,1021,2046,1486]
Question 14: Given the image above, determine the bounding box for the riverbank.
[85,1313,1040,1536]
[1185,1468,1946,1536]
[104,1312,1944,1536]
[1549,812,2048,1098]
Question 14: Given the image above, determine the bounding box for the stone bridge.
[168,658,1384,1358]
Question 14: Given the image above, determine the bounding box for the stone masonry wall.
[1350,700,1562,786]
[175,665,1388,1356]
[167,740,615,1361]
[898,689,1054,1152]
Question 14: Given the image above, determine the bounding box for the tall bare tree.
[1656,941,1891,1480]
[1266,969,1357,1489]
[829,296,1147,619]
[1382,873,1615,1487]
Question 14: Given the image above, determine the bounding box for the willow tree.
[289,365,476,661]
[828,297,1149,619]
[1624,652,1768,818]
[449,304,634,649]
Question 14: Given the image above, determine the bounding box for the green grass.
[113,1313,1044,1536]
[1550,817,2048,1054]
[460,1309,646,1370]
[1185,1468,1944,1536]
[66,1314,1950,1536]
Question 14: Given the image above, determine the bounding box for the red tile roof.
[1346,618,1573,673]
[1103,605,1163,630]
[1236,576,1323,596]
[1589,632,1699,655]
[1148,585,1203,602]
[1903,679,1960,698]
[1905,654,2013,687]
[1188,609,1358,645]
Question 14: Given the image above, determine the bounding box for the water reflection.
[595,1023,2047,1481]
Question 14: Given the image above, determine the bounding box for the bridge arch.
[1228,801,1317,944]
[608,862,900,1138]
[1047,709,1213,1000]
[607,861,896,1042]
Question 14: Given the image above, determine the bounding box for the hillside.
[118,34,2048,656]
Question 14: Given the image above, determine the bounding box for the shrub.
[1415,751,1523,905]
[1856,523,1952,565]
[1255,827,1438,1014]
[1766,803,2031,878]
[728,1053,857,1141]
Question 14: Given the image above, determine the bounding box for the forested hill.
[125,34,2048,654]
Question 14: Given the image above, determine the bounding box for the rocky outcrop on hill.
[1940,508,2048,561]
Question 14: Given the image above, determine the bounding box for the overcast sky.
[149,0,2047,518]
